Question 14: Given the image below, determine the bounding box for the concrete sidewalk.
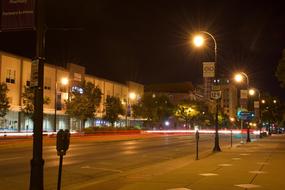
[77,134,285,190]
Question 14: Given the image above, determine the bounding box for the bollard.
[195,130,199,160]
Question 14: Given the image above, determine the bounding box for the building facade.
[0,51,144,132]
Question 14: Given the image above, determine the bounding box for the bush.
[83,126,141,134]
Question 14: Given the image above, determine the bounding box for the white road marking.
[257,162,269,165]
[199,173,218,176]
[0,157,23,161]
[167,188,192,190]
[81,165,123,173]
[235,184,261,188]
[240,153,250,156]
[249,171,267,174]
[232,157,241,160]
[218,164,232,167]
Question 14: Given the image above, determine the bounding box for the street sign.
[254,101,260,109]
[30,59,39,87]
[237,111,255,121]
[203,62,215,78]
[240,90,248,99]
[211,90,221,99]
[212,85,220,91]
[1,0,35,31]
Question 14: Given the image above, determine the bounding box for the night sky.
[1,0,285,99]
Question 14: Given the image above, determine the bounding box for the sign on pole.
[211,90,221,99]
[254,101,260,109]
[1,0,35,31]
[203,62,215,78]
[240,90,248,99]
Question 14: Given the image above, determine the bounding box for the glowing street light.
[248,89,255,96]
[234,72,249,86]
[61,77,69,86]
[129,92,137,100]
[193,35,204,47]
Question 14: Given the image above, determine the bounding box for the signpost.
[211,84,221,152]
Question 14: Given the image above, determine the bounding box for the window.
[44,77,51,90]
[6,69,16,84]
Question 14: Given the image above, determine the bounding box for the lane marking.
[256,162,269,165]
[167,188,192,190]
[240,153,250,156]
[0,156,23,161]
[235,184,261,188]
[232,157,241,160]
[81,165,123,173]
[218,164,232,167]
[249,171,267,174]
[199,173,218,176]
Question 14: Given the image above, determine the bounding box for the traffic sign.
[203,62,215,78]
[237,111,255,121]
[211,90,221,99]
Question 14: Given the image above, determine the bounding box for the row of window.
[5,69,52,90]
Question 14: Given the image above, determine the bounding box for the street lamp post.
[193,31,221,152]
[234,72,250,143]
[54,75,69,132]
[125,92,136,127]
[249,88,262,138]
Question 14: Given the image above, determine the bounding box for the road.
[0,133,258,190]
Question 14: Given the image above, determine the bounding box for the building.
[145,82,195,104]
[218,79,238,118]
[0,51,144,132]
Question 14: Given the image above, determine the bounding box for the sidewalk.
[78,134,285,190]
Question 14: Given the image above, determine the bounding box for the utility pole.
[30,0,45,189]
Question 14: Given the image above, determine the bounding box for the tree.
[175,103,199,129]
[276,49,285,87]
[175,100,211,129]
[65,80,102,130]
[261,95,283,125]
[132,94,174,128]
[103,95,125,126]
[21,86,51,119]
[0,83,10,127]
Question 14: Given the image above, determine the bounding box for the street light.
[234,72,250,143]
[125,92,137,127]
[54,77,69,132]
[193,31,221,152]
[248,88,262,138]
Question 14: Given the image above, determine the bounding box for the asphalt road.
[0,133,258,190]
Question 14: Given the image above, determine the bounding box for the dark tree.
[65,80,102,130]
[21,86,50,118]
[103,95,125,126]
[132,94,174,128]
[276,49,285,87]
[0,83,10,127]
